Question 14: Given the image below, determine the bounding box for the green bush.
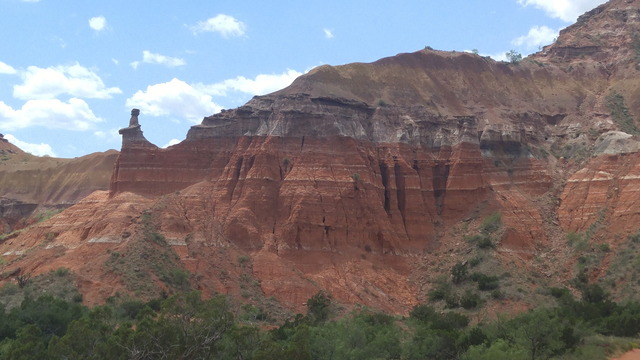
[491,289,505,300]
[0,283,19,296]
[581,283,609,304]
[460,290,482,309]
[55,267,70,277]
[307,291,332,324]
[149,232,166,245]
[237,255,250,266]
[470,273,500,291]
[445,292,460,309]
[481,212,501,234]
[409,304,438,322]
[469,256,483,267]
[465,234,495,249]
[629,231,640,243]
[478,236,495,249]
[428,281,452,302]
[549,287,572,299]
[451,262,468,284]
[506,50,523,64]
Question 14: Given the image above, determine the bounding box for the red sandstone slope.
[2,0,640,314]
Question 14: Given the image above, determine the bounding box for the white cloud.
[133,50,186,68]
[512,25,558,49]
[323,28,334,39]
[4,134,56,157]
[197,69,303,97]
[517,0,606,22]
[88,16,107,31]
[191,14,246,38]
[481,51,509,62]
[126,78,222,122]
[0,61,16,75]
[14,64,121,100]
[162,139,181,148]
[126,69,303,123]
[94,128,120,141]
[0,98,102,131]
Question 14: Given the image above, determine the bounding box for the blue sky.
[0,0,605,157]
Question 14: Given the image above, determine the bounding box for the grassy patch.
[603,232,640,300]
[480,212,501,234]
[33,208,63,223]
[465,234,495,249]
[0,268,81,310]
[606,92,638,135]
[104,209,192,297]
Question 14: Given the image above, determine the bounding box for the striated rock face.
[112,108,551,252]
[537,0,640,65]
[0,145,118,233]
[4,0,640,314]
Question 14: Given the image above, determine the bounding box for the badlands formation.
[2,0,640,314]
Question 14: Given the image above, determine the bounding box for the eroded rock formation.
[0,146,118,233]
[2,0,640,314]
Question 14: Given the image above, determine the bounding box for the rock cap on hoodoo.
[129,108,141,128]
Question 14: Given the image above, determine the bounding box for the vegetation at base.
[602,231,640,301]
[0,285,638,359]
[104,209,193,297]
[0,268,81,311]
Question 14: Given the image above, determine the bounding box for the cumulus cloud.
[126,69,303,123]
[94,128,120,142]
[517,0,607,22]
[126,78,222,122]
[191,14,246,38]
[323,28,334,39]
[4,134,56,157]
[197,69,303,97]
[0,98,103,131]
[88,16,107,31]
[0,61,16,75]
[131,51,186,69]
[512,25,558,49]
[14,64,122,100]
